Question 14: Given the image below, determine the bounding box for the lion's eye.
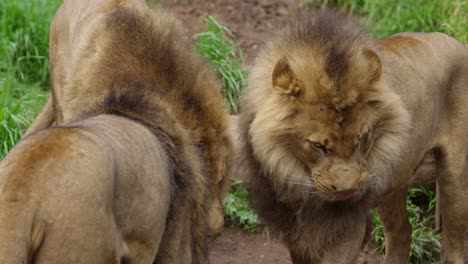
[310,141,327,154]
[360,132,369,144]
[356,132,370,149]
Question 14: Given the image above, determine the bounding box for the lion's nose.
[329,167,360,191]
[326,161,368,199]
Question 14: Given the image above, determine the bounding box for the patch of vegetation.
[195,16,247,114]
[222,180,262,232]
[315,0,467,42]
[1,0,61,86]
[372,187,441,264]
[147,0,161,11]
[0,0,60,158]
[0,77,47,159]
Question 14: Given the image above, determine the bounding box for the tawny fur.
[238,11,468,264]
[11,0,233,263]
[26,0,233,237]
[0,115,171,263]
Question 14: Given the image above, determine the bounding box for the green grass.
[0,0,60,158]
[222,180,262,232]
[0,78,48,158]
[315,0,467,42]
[195,16,247,114]
[147,0,161,11]
[0,0,61,86]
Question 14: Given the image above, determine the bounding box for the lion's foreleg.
[287,220,366,264]
[320,220,366,264]
[376,188,411,264]
[288,247,311,264]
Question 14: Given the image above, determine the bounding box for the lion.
[238,11,468,264]
[25,0,233,239]
[0,114,171,263]
[4,0,233,263]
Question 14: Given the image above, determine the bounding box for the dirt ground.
[158,0,309,64]
[208,226,384,264]
[156,1,385,263]
[208,227,292,264]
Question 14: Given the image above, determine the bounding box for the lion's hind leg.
[435,145,467,264]
[436,63,468,263]
[123,239,160,264]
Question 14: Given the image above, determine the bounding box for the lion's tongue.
[331,191,360,201]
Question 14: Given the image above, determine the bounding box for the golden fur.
[26,0,233,238]
[238,11,468,263]
[13,0,233,263]
[0,115,171,263]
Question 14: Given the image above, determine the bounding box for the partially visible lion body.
[239,12,468,263]
[0,115,171,263]
[8,0,233,263]
[26,0,233,237]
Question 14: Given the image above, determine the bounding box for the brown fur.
[0,115,171,263]
[238,11,468,263]
[16,0,233,263]
[27,0,233,237]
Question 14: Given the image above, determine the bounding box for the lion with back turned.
[0,114,173,263]
[239,11,468,263]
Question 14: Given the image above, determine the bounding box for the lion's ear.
[362,48,382,83]
[272,57,302,97]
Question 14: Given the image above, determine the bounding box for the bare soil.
[208,226,384,264]
[158,0,309,64]
[208,227,292,264]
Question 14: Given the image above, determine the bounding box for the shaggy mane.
[238,10,411,261]
[62,6,233,263]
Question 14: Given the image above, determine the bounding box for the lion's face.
[266,104,375,200]
[247,46,409,203]
[250,100,374,202]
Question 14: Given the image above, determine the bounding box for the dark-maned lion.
[26,0,233,238]
[6,0,233,263]
[238,11,468,263]
[0,115,171,263]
